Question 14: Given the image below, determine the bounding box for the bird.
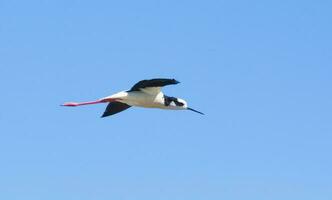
[62,78,204,117]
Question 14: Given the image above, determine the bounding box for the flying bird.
[62,78,204,117]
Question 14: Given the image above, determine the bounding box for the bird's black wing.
[129,78,180,92]
[101,102,131,118]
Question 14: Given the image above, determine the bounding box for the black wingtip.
[173,79,180,84]
[101,102,132,118]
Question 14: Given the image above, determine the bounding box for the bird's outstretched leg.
[61,98,121,107]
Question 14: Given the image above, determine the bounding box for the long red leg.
[61,98,121,107]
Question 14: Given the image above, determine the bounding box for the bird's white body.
[101,90,187,110]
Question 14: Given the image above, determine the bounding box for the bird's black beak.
[187,107,204,115]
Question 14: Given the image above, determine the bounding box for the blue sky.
[1,0,331,199]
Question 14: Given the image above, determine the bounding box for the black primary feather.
[129,78,180,92]
[101,102,131,118]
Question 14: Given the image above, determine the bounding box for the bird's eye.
[175,101,184,106]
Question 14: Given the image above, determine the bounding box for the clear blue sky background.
[1,0,331,199]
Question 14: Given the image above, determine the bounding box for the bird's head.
[167,97,204,115]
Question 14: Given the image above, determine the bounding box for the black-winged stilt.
[62,78,204,117]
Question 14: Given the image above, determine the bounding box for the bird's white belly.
[120,91,165,108]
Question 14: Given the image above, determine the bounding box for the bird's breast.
[120,91,165,108]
